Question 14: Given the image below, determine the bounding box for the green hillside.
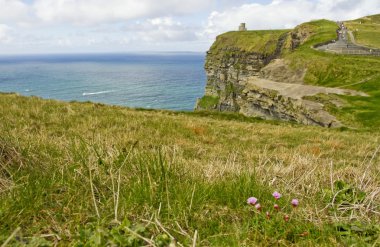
[346,14,380,48]
[283,18,380,129]
[0,93,380,246]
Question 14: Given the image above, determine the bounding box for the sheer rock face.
[196,31,366,128]
[202,51,267,112]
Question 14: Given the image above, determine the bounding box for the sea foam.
[82,90,115,96]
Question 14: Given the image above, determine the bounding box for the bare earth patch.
[259,59,307,84]
[247,77,368,100]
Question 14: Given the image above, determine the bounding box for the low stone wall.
[314,41,380,56]
[327,49,380,56]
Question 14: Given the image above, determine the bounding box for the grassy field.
[1,93,380,246]
[345,14,380,48]
[209,30,289,56]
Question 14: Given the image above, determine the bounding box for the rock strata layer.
[238,78,367,127]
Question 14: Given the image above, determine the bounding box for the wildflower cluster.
[247,191,299,222]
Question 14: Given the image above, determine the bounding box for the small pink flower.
[291,199,299,208]
[266,211,270,219]
[273,191,281,200]
[284,215,290,222]
[274,204,280,211]
[247,197,258,205]
[255,203,262,211]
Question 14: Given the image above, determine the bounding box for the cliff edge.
[196,16,380,128]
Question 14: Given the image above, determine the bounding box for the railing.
[314,41,380,56]
[329,49,380,56]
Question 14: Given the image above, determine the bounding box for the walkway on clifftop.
[315,22,380,56]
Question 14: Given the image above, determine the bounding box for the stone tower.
[239,23,247,31]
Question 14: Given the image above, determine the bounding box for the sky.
[0,0,379,54]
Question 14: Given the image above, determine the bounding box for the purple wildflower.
[247,197,258,205]
[291,199,299,207]
[273,191,281,200]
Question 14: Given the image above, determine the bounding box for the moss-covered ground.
[196,95,219,110]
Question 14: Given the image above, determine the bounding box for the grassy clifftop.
[1,93,380,246]
[210,30,289,55]
[346,14,380,48]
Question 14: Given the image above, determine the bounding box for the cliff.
[197,30,287,111]
[196,18,380,128]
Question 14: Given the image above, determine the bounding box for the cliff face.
[196,25,367,127]
[198,30,289,112]
[202,51,267,112]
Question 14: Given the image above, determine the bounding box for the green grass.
[1,93,380,246]
[291,19,338,47]
[197,95,219,109]
[283,19,380,88]
[210,30,289,55]
[346,14,380,48]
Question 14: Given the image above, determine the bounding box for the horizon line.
[0,51,207,57]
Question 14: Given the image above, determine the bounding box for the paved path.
[347,31,356,44]
[315,23,380,56]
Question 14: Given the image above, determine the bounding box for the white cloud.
[0,0,379,53]
[57,37,72,46]
[124,17,198,43]
[33,0,214,25]
[0,0,30,23]
[0,24,12,43]
[203,0,380,37]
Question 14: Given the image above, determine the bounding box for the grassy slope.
[1,93,380,246]
[282,18,380,129]
[345,14,380,48]
[210,30,289,55]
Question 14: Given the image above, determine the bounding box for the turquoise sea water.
[0,53,206,111]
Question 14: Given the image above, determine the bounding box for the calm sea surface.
[0,53,206,111]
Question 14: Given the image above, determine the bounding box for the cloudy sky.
[0,0,379,54]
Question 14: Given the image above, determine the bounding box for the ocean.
[0,53,206,111]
